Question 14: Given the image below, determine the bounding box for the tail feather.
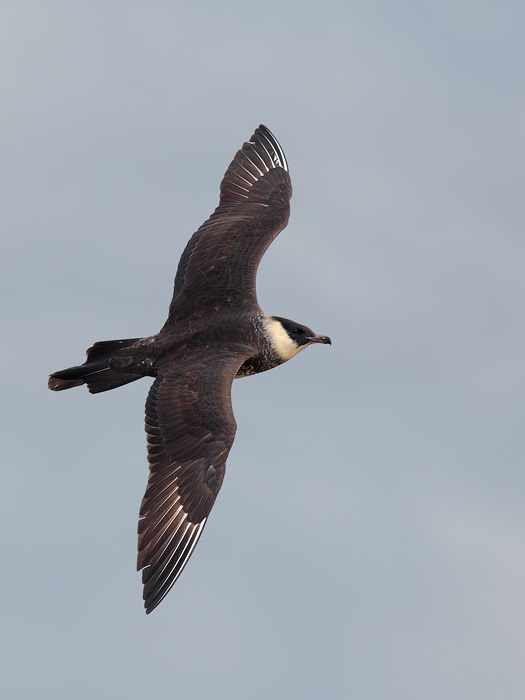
[48,338,143,394]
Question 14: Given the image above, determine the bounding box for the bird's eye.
[292,328,303,335]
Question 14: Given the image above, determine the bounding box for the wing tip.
[218,124,290,207]
[250,124,289,172]
[139,519,207,614]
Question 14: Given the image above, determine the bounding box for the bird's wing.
[167,125,292,319]
[137,351,245,613]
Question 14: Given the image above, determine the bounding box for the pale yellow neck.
[262,316,305,362]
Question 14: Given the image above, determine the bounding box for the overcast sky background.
[2,2,524,698]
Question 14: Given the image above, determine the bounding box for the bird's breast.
[235,351,282,378]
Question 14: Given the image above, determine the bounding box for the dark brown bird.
[49,125,331,613]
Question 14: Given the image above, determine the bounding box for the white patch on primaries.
[262,316,306,362]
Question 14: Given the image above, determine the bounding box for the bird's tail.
[48,338,143,394]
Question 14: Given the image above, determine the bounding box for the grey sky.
[2,2,524,698]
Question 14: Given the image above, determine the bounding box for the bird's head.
[264,315,331,362]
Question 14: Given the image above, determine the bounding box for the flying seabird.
[48,125,331,613]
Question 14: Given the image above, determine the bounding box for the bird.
[48,125,331,614]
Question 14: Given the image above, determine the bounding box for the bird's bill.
[307,334,331,345]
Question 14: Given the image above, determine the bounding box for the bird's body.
[49,125,330,613]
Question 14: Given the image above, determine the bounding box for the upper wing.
[137,352,244,613]
[166,125,292,319]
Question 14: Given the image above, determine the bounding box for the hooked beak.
[307,334,332,345]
